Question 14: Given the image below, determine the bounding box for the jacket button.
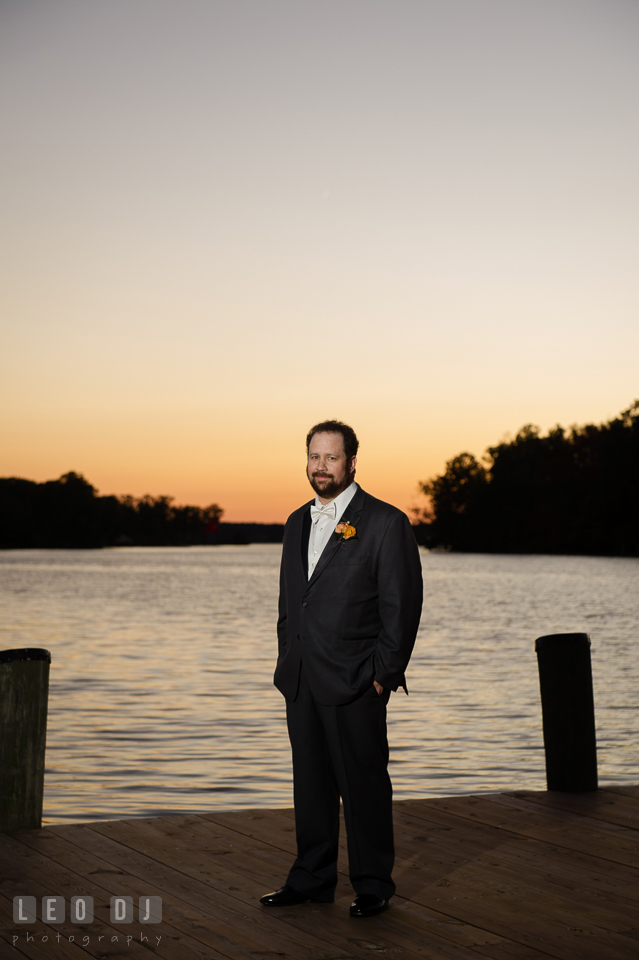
[302,601,308,607]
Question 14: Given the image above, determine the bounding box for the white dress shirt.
[307,481,358,579]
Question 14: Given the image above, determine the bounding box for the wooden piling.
[535,632,598,791]
[0,648,51,832]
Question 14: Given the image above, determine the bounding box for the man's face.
[307,431,356,503]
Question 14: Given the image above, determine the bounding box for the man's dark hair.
[306,420,359,461]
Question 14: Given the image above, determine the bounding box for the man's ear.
[349,456,357,475]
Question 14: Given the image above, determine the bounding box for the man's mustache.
[312,472,333,479]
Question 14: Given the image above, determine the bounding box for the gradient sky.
[1,0,637,521]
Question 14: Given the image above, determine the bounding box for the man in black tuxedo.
[260,420,423,917]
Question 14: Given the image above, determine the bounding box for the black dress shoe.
[259,885,310,907]
[349,894,389,917]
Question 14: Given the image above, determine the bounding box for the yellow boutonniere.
[335,521,357,540]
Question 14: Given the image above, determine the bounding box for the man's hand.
[373,680,384,696]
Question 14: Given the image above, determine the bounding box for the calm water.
[0,546,637,824]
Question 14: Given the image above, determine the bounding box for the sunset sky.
[1,0,637,522]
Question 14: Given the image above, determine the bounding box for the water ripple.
[0,545,637,824]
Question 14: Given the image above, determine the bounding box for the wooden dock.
[2,786,639,959]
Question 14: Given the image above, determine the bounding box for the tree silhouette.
[0,474,286,548]
[0,475,224,548]
[415,401,639,556]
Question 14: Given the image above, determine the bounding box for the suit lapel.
[300,505,311,580]
[305,487,367,590]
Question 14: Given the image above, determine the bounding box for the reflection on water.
[0,546,637,824]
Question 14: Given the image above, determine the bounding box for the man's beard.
[308,470,354,500]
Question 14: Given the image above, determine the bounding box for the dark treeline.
[415,401,639,557]
[0,472,284,548]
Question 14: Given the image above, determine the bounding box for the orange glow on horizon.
[1,1,637,519]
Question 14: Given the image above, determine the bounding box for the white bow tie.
[310,501,337,524]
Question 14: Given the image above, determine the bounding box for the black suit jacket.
[274,486,423,705]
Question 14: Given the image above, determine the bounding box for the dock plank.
[414,794,639,867]
[155,817,536,959]
[604,785,639,800]
[74,818,345,959]
[503,788,639,831]
[11,826,323,960]
[2,787,638,959]
[87,815,500,959]
[1,896,89,960]
[391,805,639,906]
[0,833,216,960]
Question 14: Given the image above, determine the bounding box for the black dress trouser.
[285,663,395,901]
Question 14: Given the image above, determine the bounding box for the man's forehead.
[308,431,346,454]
